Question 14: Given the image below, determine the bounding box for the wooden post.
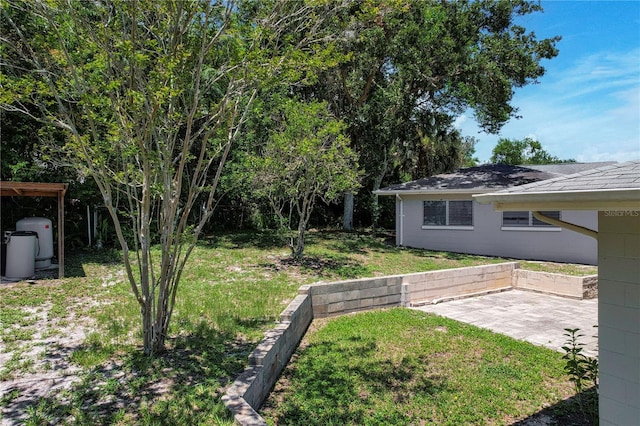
[58,189,64,278]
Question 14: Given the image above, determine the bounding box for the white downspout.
[396,194,404,246]
[532,211,598,240]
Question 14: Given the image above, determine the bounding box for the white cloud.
[456,47,640,163]
[453,114,467,129]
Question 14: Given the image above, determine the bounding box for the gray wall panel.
[396,196,597,264]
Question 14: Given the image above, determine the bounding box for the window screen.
[532,211,561,227]
[502,211,561,227]
[423,201,446,226]
[502,211,529,227]
[448,201,473,226]
[423,200,473,226]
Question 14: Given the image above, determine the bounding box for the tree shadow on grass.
[326,235,388,255]
[263,336,448,426]
[274,255,371,279]
[63,249,124,278]
[512,387,598,426]
[204,230,286,250]
[8,321,258,425]
[313,229,396,255]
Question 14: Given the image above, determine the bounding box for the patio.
[415,289,598,357]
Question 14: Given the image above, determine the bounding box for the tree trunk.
[342,191,354,230]
[371,193,381,227]
[293,227,305,259]
[142,299,153,355]
[370,149,389,227]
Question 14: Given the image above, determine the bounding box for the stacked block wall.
[401,263,517,306]
[222,262,599,425]
[597,212,640,425]
[222,294,313,426]
[514,269,598,299]
[308,276,403,318]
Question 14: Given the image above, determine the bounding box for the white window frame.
[501,211,562,232]
[422,200,474,230]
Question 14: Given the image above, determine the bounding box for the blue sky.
[454,0,640,163]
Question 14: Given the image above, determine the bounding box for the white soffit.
[474,188,640,211]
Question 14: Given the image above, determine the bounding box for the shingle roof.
[473,161,640,211]
[496,161,640,194]
[522,162,616,175]
[376,162,616,193]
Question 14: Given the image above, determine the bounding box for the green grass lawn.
[261,309,578,425]
[0,230,596,425]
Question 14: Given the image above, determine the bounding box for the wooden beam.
[0,181,67,198]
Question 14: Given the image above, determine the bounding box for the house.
[474,160,640,426]
[375,162,615,264]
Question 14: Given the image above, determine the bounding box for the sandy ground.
[0,291,96,425]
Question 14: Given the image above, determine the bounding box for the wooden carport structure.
[0,181,68,278]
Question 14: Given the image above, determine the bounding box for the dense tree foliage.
[490,137,575,165]
[298,0,560,226]
[0,7,103,245]
[251,99,359,258]
[1,0,561,354]
[0,0,343,354]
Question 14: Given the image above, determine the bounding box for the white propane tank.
[17,217,54,269]
[5,231,37,279]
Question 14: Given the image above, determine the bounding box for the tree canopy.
[251,99,360,258]
[1,0,562,354]
[490,137,575,165]
[295,0,560,226]
[0,0,344,354]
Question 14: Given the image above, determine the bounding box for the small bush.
[562,327,599,425]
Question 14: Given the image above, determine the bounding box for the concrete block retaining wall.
[513,269,598,299]
[401,262,518,306]
[222,294,313,426]
[307,276,403,318]
[222,262,597,425]
[309,262,521,314]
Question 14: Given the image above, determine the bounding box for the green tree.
[304,0,560,227]
[1,0,341,355]
[490,137,574,165]
[252,99,360,258]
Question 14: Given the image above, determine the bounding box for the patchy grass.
[262,309,577,425]
[0,229,595,425]
[519,260,597,276]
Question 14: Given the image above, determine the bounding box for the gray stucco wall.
[597,211,640,425]
[395,195,598,264]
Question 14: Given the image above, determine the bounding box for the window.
[502,211,529,227]
[423,200,473,228]
[532,211,561,226]
[502,211,561,228]
[423,201,446,226]
[449,201,473,226]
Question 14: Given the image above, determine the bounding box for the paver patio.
[415,289,598,357]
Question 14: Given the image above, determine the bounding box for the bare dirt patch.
[0,296,97,425]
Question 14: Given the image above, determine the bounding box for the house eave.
[474,188,640,211]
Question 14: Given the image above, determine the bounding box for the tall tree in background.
[252,99,360,258]
[304,0,560,227]
[490,137,575,165]
[0,0,343,355]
